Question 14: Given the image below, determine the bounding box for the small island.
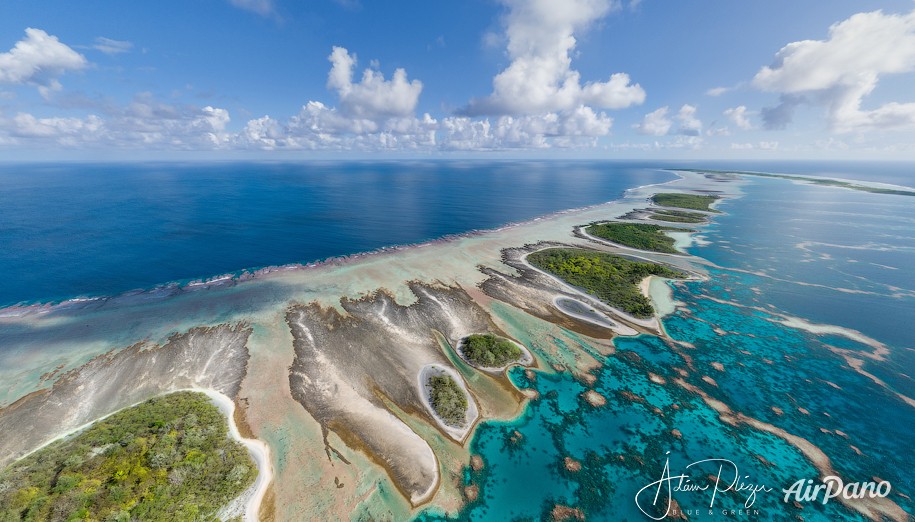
[460,333,523,368]
[585,222,682,254]
[428,375,468,427]
[651,192,720,212]
[527,248,687,318]
[0,391,256,522]
[648,209,708,224]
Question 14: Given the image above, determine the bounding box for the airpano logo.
[783,476,892,505]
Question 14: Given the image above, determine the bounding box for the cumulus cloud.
[228,0,274,16]
[633,105,701,137]
[440,105,612,150]
[0,94,232,149]
[730,141,778,151]
[634,107,672,136]
[0,28,87,96]
[463,0,644,116]
[676,104,702,135]
[724,105,752,129]
[238,47,437,151]
[752,9,915,132]
[93,37,133,55]
[327,47,423,120]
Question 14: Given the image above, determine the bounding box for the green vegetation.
[0,391,256,522]
[648,209,708,224]
[461,334,523,367]
[527,248,687,318]
[428,375,467,427]
[586,222,681,254]
[651,192,720,212]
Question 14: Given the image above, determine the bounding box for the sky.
[1,0,915,160]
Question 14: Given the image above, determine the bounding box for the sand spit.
[201,389,272,522]
[286,284,507,505]
[0,324,251,468]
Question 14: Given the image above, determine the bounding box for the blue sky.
[1,0,915,159]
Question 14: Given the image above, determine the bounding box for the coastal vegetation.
[461,334,523,367]
[585,222,681,253]
[0,391,256,522]
[648,209,707,224]
[428,375,468,427]
[651,192,720,212]
[527,248,687,318]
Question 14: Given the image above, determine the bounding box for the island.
[651,192,720,212]
[0,391,256,521]
[585,222,683,254]
[527,248,687,318]
[648,209,708,224]
[427,375,468,427]
[679,169,915,197]
[460,334,523,368]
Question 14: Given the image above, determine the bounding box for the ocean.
[0,161,675,308]
[1,160,913,520]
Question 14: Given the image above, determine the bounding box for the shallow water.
[418,172,915,521]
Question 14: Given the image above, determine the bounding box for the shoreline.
[453,337,534,374]
[7,388,271,522]
[196,389,273,522]
[416,364,481,443]
[1,166,908,520]
[0,172,688,318]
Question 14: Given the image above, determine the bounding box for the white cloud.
[0,94,232,149]
[238,47,436,151]
[440,106,612,150]
[724,105,752,129]
[93,37,133,55]
[633,107,671,136]
[752,9,915,132]
[676,104,702,135]
[463,0,644,115]
[228,0,274,16]
[327,47,423,120]
[730,141,778,150]
[706,86,730,97]
[0,28,87,96]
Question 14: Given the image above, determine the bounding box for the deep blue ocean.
[0,161,678,308]
[2,160,911,309]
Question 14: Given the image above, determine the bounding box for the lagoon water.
[2,160,913,520]
[418,165,915,521]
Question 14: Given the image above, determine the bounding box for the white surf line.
[195,389,272,522]
[0,170,697,320]
[12,389,271,522]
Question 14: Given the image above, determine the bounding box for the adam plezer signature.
[635,452,772,520]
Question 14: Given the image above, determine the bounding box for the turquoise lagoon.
[420,175,914,521]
